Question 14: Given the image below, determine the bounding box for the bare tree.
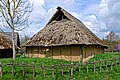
[106,31,120,42]
[0,0,32,60]
[103,31,120,52]
[20,34,30,44]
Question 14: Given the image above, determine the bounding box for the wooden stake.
[71,62,73,77]
[94,60,96,73]
[0,61,2,78]
[32,62,35,80]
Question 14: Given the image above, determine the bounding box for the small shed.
[24,7,107,61]
[0,32,20,58]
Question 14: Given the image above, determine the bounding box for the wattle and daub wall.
[26,45,104,61]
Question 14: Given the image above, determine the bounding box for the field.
[0,52,120,80]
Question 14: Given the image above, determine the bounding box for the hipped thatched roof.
[0,32,20,49]
[24,7,107,47]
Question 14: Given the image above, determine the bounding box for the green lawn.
[89,52,120,61]
[0,52,120,80]
[0,57,70,66]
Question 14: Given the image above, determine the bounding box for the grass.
[0,52,120,80]
[89,52,120,61]
[0,57,70,66]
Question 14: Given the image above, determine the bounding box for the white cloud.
[98,0,120,33]
[82,15,99,33]
[22,0,46,36]
[22,0,76,37]
[30,0,45,5]
[2,0,119,39]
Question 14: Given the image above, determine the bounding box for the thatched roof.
[0,32,20,49]
[0,33,12,49]
[24,7,107,47]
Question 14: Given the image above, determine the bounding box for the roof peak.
[23,7,106,47]
[57,6,62,10]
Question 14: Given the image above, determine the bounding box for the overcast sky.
[1,0,120,38]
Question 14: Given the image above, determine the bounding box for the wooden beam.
[55,14,62,21]
[91,46,92,56]
[70,46,72,61]
[60,46,62,60]
[52,47,53,59]
[80,45,83,62]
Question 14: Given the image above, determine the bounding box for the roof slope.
[0,32,20,49]
[24,7,106,47]
[0,33,12,49]
[0,32,20,47]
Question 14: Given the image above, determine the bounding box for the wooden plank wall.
[26,45,104,61]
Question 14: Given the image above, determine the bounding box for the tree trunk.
[12,28,16,60]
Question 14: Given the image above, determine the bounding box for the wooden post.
[111,59,113,70]
[84,46,86,58]
[28,47,29,57]
[22,62,24,77]
[60,46,62,60]
[42,63,46,79]
[71,62,73,77]
[32,62,35,80]
[105,58,108,80]
[30,47,31,57]
[115,57,117,66]
[91,46,92,56]
[100,59,102,72]
[0,61,2,77]
[78,62,80,72]
[61,64,64,76]
[52,65,54,79]
[70,46,72,61]
[86,61,89,80]
[37,47,39,57]
[86,62,88,73]
[52,47,53,59]
[94,60,96,73]
[80,46,83,62]
[12,61,14,79]
[105,58,107,72]
[25,47,27,57]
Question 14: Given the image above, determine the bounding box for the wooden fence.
[0,57,120,80]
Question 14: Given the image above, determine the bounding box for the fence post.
[86,62,89,80]
[12,61,14,79]
[105,58,108,80]
[105,58,107,72]
[115,57,117,66]
[22,62,24,77]
[52,65,54,79]
[94,60,96,73]
[32,62,35,80]
[0,61,2,78]
[71,62,73,77]
[100,59,102,72]
[111,59,113,70]
[61,64,64,76]
[42,63,46,79]
[78,61,81,72]
[86,62,88,73]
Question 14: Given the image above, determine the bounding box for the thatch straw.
[0,33,12,49]
[24,7,107,47]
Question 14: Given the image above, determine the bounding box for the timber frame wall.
[26,45,104,61]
